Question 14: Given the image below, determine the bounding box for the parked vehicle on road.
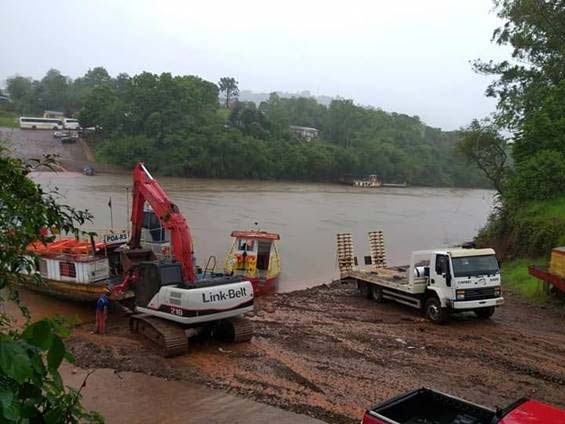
[63,118,80,130]
[361,387,565,424]
[54,130,71,138]
[61,132,79,143]
[20,116,63,130]
[83,166,96,176]
[337,232,504,323]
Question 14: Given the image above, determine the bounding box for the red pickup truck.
[362,388,565,424]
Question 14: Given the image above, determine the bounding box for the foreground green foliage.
[0,148,100,422]
[501,259,549,301]
[1,319,102,423]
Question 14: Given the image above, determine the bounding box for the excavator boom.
[129,162,196,283]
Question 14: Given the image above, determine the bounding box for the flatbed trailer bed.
[342,268,428,308]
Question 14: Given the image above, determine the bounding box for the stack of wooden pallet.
[337,233,355,274]
[368,231,387,269]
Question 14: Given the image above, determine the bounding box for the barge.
[21,233,130,302]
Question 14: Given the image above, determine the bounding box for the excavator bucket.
[120,248,157,273]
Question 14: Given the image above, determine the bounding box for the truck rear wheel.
[424,297,448,324]
[357,281,371,298]
[370,285,384,303]
[475,306,495,320]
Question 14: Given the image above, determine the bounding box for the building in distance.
[289,125,319,142]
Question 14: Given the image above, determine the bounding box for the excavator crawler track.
[215,317,254,343]
[129,314,189,357]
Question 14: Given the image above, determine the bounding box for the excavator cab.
[135,261,183,308]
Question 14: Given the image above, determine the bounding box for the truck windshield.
[452,255,499,277]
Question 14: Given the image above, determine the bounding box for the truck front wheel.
[424,297,448,324]
[357,281,370,298]
[475,306,495,320]
[370,285,384,303]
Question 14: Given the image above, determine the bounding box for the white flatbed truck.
[337,233,504,323]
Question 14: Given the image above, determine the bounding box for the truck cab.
[414,248,504,323]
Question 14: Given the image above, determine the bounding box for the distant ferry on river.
[338,174,408,188]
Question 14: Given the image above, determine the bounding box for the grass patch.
[502,258,550,301]
[519,196,565,223]
[0,111,18,128]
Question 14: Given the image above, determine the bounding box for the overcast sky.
[1,0,509,130]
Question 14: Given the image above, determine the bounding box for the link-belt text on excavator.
[202,287,249,303]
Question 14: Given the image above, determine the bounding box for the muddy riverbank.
[65,281,565,423]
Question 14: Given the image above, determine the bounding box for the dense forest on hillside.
[2,68,490,187]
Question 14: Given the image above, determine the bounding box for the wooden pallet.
[337,233,355,274]
[368,230,387,269]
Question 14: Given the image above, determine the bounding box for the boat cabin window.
[238,239,255,252]
[59,262,77,278]
[257,241,272,271]
[38,259,48,277]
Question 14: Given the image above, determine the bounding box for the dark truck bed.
[363,388,496,424]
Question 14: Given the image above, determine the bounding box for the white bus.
[63,118,80,130]
[19,117,63,130]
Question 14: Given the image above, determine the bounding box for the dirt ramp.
[0,127,123,173]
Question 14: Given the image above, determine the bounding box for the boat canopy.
[27,238,106,256]
[230,231,280,241]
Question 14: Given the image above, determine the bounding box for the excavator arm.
[129,162,196,283]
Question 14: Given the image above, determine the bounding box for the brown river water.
[32,172,495,292]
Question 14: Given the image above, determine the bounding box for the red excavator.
[116,162,254,357]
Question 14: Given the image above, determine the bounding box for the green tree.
[218,77,239,108]
[457,119,508,195]
[507,150,565,202]
[6,76,33,114]
[0,148,101,422]
[471,0,564,202]
[75,67,112,88]
[324,99,364,148]
[474,0,565,132]
[78,84,122,134]
[228,101,271,139]
[34,69,70,113]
